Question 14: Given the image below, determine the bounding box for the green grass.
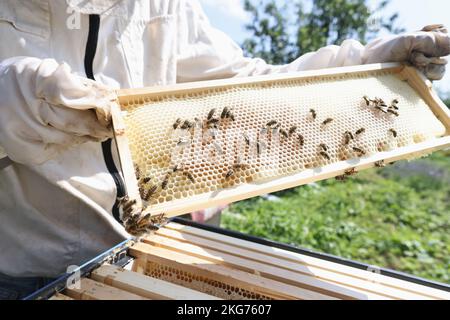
[221,151,450,284]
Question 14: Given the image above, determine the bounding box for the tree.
[242,0,404,65]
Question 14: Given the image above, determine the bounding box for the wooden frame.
[55,222,450,300]
[112,63,450,217]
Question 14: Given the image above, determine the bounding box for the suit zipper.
[84,14,125,223]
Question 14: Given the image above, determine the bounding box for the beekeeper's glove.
[0,57,115,165]
[364,24,450,80]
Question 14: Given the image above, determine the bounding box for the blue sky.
[198,0,450,94]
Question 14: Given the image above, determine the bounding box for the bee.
[173,118,182,130]
[142,177,151,184]
[392,98,399,105]
[161,173,171,190]
[374,106,387,113]
[206,118,219,125]
[352,147,365,156]
[345,167,357,176]
[172,164,182,173]
[225,169,235,179]
[335,174,347,182]
[139,186,147,199]
[221,107,229,119]
[280,129,289,139]
[141,185,157,201]
[319,151,330,160]
[134,164,141,180]
[387,109,399,117]
[319,143,328,151]
[355,128,366,136]
[243,133,250,146]
[389,129,398,138]
[309,109,317,120]
[322,118,333,126]
[374,160,386,168]
[183,171,195,183]
[362,96,371,106]
[344,131,354,145]
[288,126,297,136]
[181,120,194,129]
[256,141,266,155]
[233,163,249,170]
[298,134,304,146]
[122,198,136,213]
[266,120,278,127]
[207,108,216,120]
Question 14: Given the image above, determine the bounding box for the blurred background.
[198,0,450,284]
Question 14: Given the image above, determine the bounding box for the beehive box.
[112,63,450,217]
[55,222,450,300]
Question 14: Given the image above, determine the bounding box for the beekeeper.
[0,0,448,299]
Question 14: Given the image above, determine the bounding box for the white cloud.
[199,0,249,21]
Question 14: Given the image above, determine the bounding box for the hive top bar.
[112,63,450,218]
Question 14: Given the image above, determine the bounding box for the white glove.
[363,24,450,80]
[0,57,116,165]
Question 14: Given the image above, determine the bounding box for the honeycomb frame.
[112,63,450,217]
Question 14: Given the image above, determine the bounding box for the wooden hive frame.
[57,222,450,300]
[111,63,450,217]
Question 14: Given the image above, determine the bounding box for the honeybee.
[181,120,194,129]
[322,118,333,126]
[134,164,141,180]
[266,120,278,127]
[207,108,216,120]
[309,109,317,120]
[374,106,387,113]
[344,131,354,145]
[221,107,229,119]
[173,118,182,130]
[280,129,289,139]
[243,133,250,146]
[355,128,366,136]
[362,96,370,106]
[256,141,266,155]
[225,169,235,179]
[142,177,151,184]
[183,171,195,183]
[161,173,171,190]
[319,151,330,160]
[335,174,347,181]
[207,117,220,125]
[289,126,297,136]
[172,164,182,173]
[345,167,357,176]
[352,147,365,156]
[387,109,399,117]
[374,160,386,168]
[148,185,158,197]
[389,129,398,137]
[319,143,328,151]
[298,134,304,146]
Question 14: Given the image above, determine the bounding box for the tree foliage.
[242,0,404,65]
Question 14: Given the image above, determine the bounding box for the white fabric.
[0,0,448,277]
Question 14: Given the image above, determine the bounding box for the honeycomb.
[143,261,272,300]
[120,70,446,212]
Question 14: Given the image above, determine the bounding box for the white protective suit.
[0,0,449,278]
